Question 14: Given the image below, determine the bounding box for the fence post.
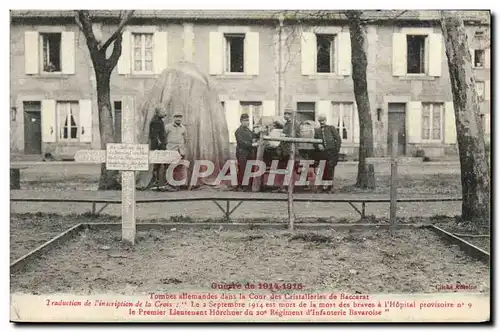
[390,130,398,227]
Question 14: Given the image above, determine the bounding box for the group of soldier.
[148,106,342,193]
[234,108,342,193]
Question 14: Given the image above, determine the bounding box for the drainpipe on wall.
[278,14,285,116]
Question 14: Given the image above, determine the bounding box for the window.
[422,103,443,141]
[40,33,61,72]
[113,101,122,142]
[132,33,153,73]
[407,35,427,74]
[225,34,245,73]
[476,81,485,101]
[474,49,485,68]
[240,101,262,130]
[316,34,335,73]
[297,102,316,122]
[332,102,353,142]
[57,101,79,141]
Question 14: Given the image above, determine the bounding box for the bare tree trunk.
[440,12,490,223]
[75,10,133,190]
[96,71,120,189]
[345,11,376,189]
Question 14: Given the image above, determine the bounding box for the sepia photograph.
[8,8,491,323]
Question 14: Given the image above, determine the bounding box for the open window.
[57,101,79,141]
[316,34,335,73]
[474,49,485,68]
[225,34,245,73]
[40,33,61,73]
[407,35,427,74]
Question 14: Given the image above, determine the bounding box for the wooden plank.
[10,190,463,204]
[10,224,84,274]
[73,150,180,164]
[263,136,322,143]
[428,225,490,263]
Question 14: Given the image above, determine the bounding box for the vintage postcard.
[9,9,491,323]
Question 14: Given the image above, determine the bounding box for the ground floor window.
[422,103,443,141]
[57,101,79,141]
[331,102,354,142]
[240,101,262,130]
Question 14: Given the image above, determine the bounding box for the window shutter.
[225,100,240,143]
[485,80,490,101]
[24,31,39,75]
[244,32,259,75]
[117,31,131,75]
[301,32,316,75]
[337,32,352,76]
[209,32,224,75]
[392,33,406,76]
[406,101,422,143]
[428,33,443,77]
[262,100,275,117]
[61,31,76,74]
[484,113,490,136]
[79,100,92,143]
[444,101,457,144]
[153,31,168,74]
[485,48,490,69]
[353,103,360,143]
[469,48,475,64]
[41,100,56,142]
[317,100,332,125]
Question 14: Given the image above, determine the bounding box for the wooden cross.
[74,96,181,245]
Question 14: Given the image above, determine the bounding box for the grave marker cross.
[74,97,181,245]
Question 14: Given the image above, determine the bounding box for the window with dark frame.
[316,34,335,73]
[474,49,485,68]
[297,102,316,122]
[406,35,426,74]
[113,101,122,142]
[225,34,245,73]
[41,33,62,72]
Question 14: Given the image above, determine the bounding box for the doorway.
[387,103,407,156]
[23,101,42,155]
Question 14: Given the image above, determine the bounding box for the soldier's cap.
[317,114,327,121]
[240,113,250,121]
[284,108,293,115]
[173,111,183,117]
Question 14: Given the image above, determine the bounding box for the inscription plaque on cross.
[74,97,181,245]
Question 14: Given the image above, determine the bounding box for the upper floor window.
[392,30,442,77]
[474,49,485,68]
[407,35,427,74]
[316,34,336,73]
[40,33,62,73]
[132,33,154,73]
[225,34,245,73]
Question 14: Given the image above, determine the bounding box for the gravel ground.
[10,227,490,295]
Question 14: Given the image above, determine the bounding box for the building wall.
[10,16,491,159]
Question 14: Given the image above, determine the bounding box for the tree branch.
[106,32,123,69]
[101,10,135,51]
[74,10,99,53]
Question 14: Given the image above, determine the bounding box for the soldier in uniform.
[234,113,257,191]
[314,114,342,192]
[147,107,168,190]
[164,111,187,191]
